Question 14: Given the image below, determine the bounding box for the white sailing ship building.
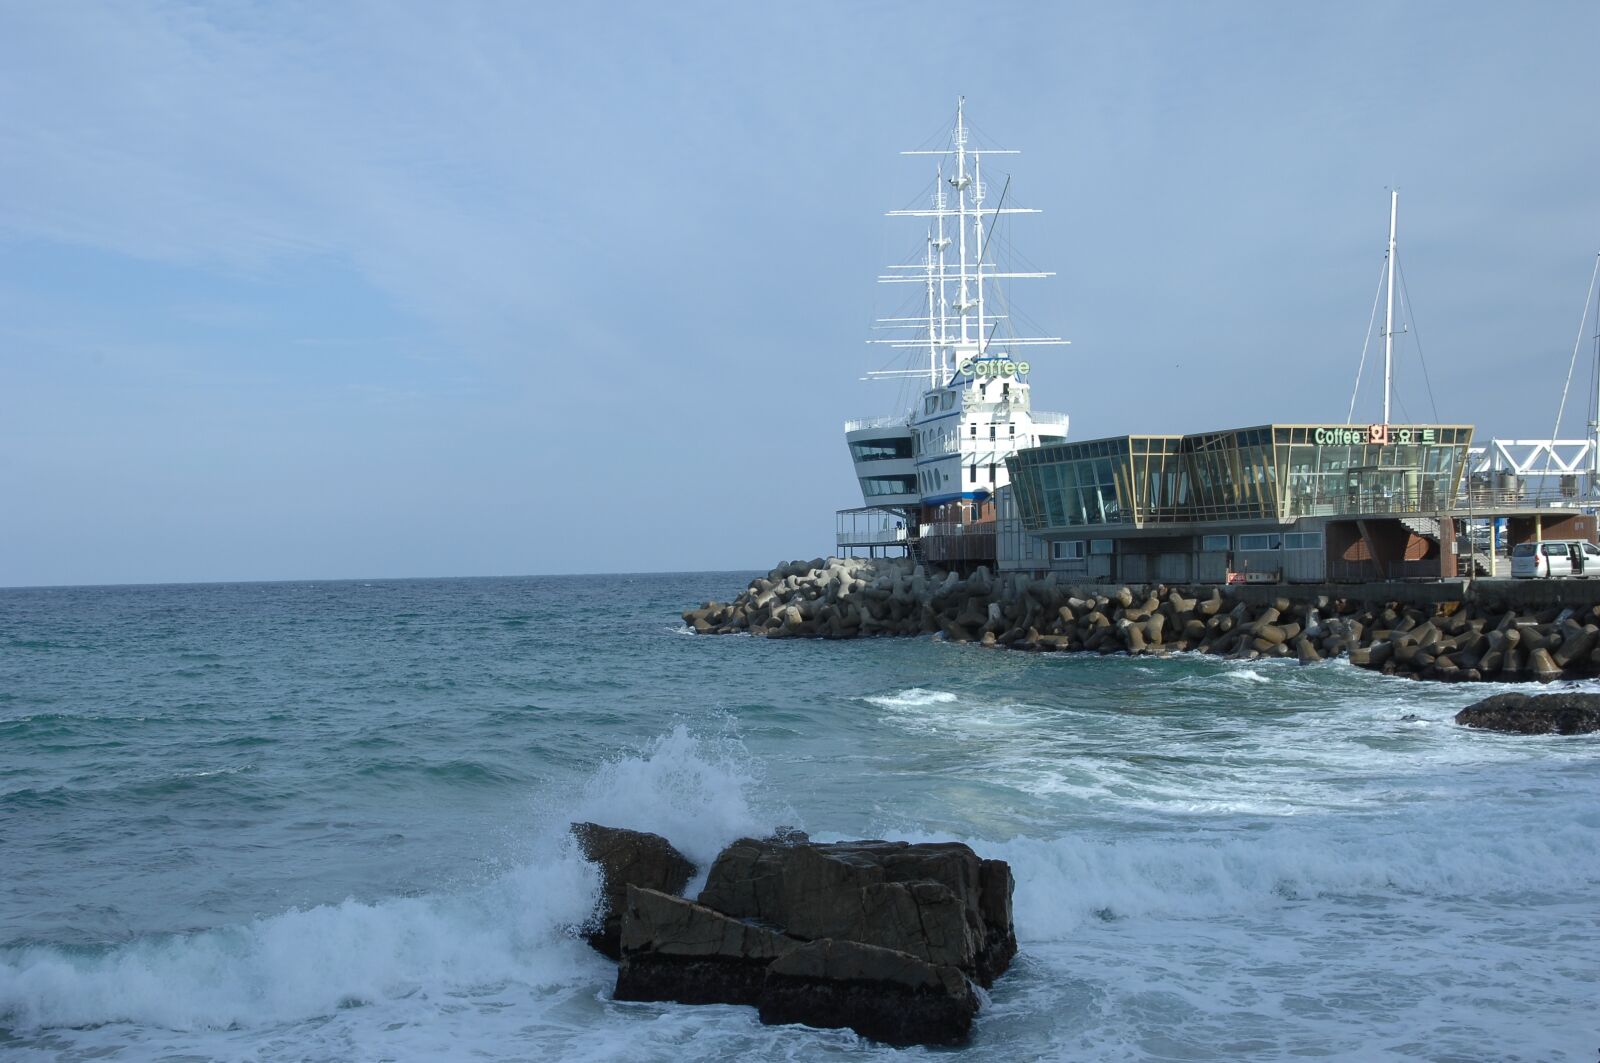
[838,100,1069,565]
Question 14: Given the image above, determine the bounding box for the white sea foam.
[0,856,602,1032]
[862,687,959,709]
[567,724,774,872]
[1020,814,1593,938]
[0,726,777,1038]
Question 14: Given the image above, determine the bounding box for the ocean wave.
[862,688,959,709]
[565,725,776,874]
[0,726,777,1035]
[995,818,1600,940]
[0,857,603,1032]
[352,758,528,788]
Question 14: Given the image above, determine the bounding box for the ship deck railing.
[835,506,911,548]
[844,415,908,433]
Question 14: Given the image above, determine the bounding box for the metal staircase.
[1398,515,1441,540]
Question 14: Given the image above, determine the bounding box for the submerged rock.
[571,822,696,959]
[1455,692,1600,735]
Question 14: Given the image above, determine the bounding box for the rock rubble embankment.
[683,556,1600,684]
[572,822,1015,1047]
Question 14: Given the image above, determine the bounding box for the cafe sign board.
[1312,425,1437,446]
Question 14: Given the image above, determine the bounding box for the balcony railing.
[844,415,908,433]
[835,506,911,548]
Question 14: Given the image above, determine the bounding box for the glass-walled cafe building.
[1000,423,1581,583]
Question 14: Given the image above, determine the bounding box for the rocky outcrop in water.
[683,557,1600,684]
[695,835,1015,988]
[757,936,979,1047]
[571,822,696,959]
[1455,692,1600,734]
[574,824,1014,1047]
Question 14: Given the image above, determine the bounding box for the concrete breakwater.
[684,557,1600,684]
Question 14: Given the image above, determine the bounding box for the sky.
[3,1,1599,586]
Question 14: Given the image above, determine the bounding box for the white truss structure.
[1467,439,1594,477]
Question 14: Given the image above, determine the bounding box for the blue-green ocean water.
[1,574,1596,1061]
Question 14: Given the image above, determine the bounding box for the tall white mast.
[924,228,938,388]
[974,152,986,348]
[1586,253,1600,496]
[934,167,949,378]
[1383,189,1398,425]
[953,97,970,346]
[870,101,1067,376]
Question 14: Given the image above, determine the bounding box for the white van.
[1510,539,1600,578]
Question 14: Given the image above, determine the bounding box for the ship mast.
[1592,265,1600,497]
[954,98,971,346]
[1383,189,1398,425]
[973,151,986,346]
[935,168,949,375]
[924,228,938,388]
[869,99,1068,381]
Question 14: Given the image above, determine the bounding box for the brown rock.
[571,822,696,959]
[757,939,979,1048]
[1456,692,1600,735]
[614,886,799,1006]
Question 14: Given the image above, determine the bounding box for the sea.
[1,573,1596,1062]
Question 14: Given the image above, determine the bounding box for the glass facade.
[861,474,917,497]
[1014,437,1131,529]
[849,438,913,462]
[1007,424,1472,532]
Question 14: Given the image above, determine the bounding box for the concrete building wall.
[1504,512,1598,547]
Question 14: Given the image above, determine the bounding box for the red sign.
[1368,423,1389,445]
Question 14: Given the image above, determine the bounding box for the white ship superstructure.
[840,100,1069,562]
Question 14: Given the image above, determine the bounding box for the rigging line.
[1542,252,1600,481]
[1395,257,1440,422]
[1346,260,1388,425]
[975,175,1013,357]
[894,174,941,215]
[1589,288,1599,457]
[976,175,1012,265]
